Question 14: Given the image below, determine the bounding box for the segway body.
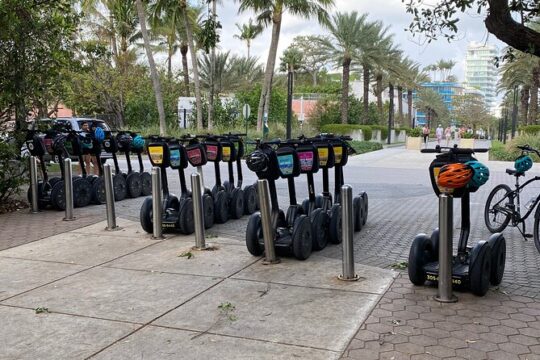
[117,132,142,198]
[204,137,230,224]
[102,133,127,201]
[185,140,215,229]
[219,137,245,220]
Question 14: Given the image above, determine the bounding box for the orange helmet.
[437,163,473,189]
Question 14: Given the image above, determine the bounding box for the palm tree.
[279,47,304,75]
[199,51,231,95]
[416,88,448,128]
[238,0,334,132]
[228,55,264,91]
[234,19,263,58]
[403,64,430,127]
[318,12,367,124]
[135,0,166,135]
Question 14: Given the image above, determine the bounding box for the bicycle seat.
[506,168,525,177]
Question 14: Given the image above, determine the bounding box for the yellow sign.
[318,148,329,166]
[222,146,231,162]
[149,146,164,165]
[334,146,343,164]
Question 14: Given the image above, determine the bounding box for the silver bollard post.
[104,164,118,231]
[29,156,39,213]
[339,185,359,281]
[196,166,206,193]
[191,173,207,249]
[63,158,75,221]
[435,194,458,303]
[258,179,280,264]
[152,167,163,239]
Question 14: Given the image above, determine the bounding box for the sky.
[191,0,505,83]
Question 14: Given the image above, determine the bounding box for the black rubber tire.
[87,175,98,185]
[286,205,301,227]
[230,188,244,219]
[469,241,492,296]
[73,177,92,208]
[430,228,440,262]
[50,180,66,211]
[203,194,215,229]
[353,196,363,232]
[91,177,106,204]
[484,184,512,233]
[178,198,195,235]
[301,198,310,215]
[315,195,325,209]
[329,204,342,244]
[246,212,264,256]
[49,177,62,188]
[223,181,234,193]
[140,172,152,196]
[310,208,329,251]
[361,192,368,226]
[292,215,312,260]
[140,197,153,233]
[407,234,434,285]
[243,185,258,215]
[535,207,540,254]
[487,234,506,286]
[126,172,142,198]
[113,174,127,201]
[253,182,260,210]
[27,182,47,210]
[214,191,230,224]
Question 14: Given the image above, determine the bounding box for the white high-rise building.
[465,42,498,113]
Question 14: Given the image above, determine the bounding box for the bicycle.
[484,145,540,252]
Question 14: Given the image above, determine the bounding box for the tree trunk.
[208,0,217,130]
[363,65,369,124]
[181,0,203,130]
[247,40,250,58]
[136,0,167,136]
[529,63,540,125]
[376,74,383,115]
[389,83,395,128]
[397,86,403,126]
[167,45,173,81]
[180,43,190,97]
[109,14,118,59]
[407,89,413,127]
[257,10,282,132]
[520,86,530,125]
[312,71,317,86]
[341,57,351,124]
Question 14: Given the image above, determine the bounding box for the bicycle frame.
[492,176,540,225]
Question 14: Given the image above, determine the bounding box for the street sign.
[242,104,251,119]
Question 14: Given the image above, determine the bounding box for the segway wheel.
[214,191,230,224]
[292,215,312,260]
[315,195,325,209]
[353,196,363,232]
[50,180,66,211]
[92,177,106,204]
[203,194,215,229]
[87,175,98,185]
[253,182,260,210]
[230,188,245,220]
[126,172,142,198]
[27,183,46,210]
[361,192,368,226]
[140,197,153,233]
[113,174,127,201]
[430,228,440,262]
[310,208,329,251]
[223,181,234,193]
[243,185,258,215]
[329,204,342,244]
[407,234,435,285]
[286,206,301,227]
[141,172,152,196]
[73,178,92,208]
[178,198,195,235]
[246,212,264,256]
[487,234,506,286]
[301,198,310,215]
[49,177,62,188]
[469,241,492,296]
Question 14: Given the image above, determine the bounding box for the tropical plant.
[233,19,263,58]
[199,51,231,94]
[279,47,304,73]
[416,88,448,128]
[238,0,335,132]
[289,35,328,86]
[402,64,430,127]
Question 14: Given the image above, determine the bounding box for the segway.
[183,136,215,229]
[168,138,195,234]
[116,132,143,198]
[78,127,108,204]
[140,136,183,233]
[408,145,505,296]
[101,132,128,201]
[202,135,230,224]
[245,141,313,260]
[65,130,93,208]
[131,133,152,196]
[216,135,245,219]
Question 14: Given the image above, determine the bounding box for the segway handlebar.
[421,145,488,154]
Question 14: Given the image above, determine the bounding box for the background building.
[415,82,464,126]
[465,42,498,113]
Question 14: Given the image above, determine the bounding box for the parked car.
[25,117,114,164]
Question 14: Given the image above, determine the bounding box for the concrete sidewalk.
[0,218,396,359]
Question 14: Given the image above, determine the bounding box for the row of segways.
[26,127,152,211]
[139,133,258,235]
[244,134,369,260]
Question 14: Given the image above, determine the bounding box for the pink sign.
[298,151,314,172]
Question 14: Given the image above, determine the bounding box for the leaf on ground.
[178,251,194,259]
[35,307,50,314]
[390,261,408,270]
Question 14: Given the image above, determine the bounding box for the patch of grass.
[390,261,408,270]
[349,140,383,155]
[218,302,237,321]
[178,251,194,259]
[490,136,540,162]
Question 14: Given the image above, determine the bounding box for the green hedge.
[370,125,388,140]
[349,140,383,154]
[490,135,540,162]
[320,124,373,141]
[519,125,540,135]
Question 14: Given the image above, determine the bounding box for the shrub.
[349,140,383,154]
[0,140,27,203]
[320,124,372,141]
[371,125,388,140]
[519,125,540,135]
[462,132,475,139]
[407,127,423,137]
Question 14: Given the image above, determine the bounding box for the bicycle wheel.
[533,209,540,254]
[484,184,512,233]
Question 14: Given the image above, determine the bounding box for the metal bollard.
[63,158,76,221]
[258,179,280,264]
[196,166,206,193]
[191,173,207,249]
[152,167,163,239]
[339,185,359,281]
[104,164,118,231]
[435,194,458,303]
[29,156,39,213]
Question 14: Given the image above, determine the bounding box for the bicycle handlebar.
[517,145,540,156]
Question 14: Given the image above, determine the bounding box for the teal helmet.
[515,155,533,173]
[132,135,145,149]
[94,127,105,143]
[466,160,490,188]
